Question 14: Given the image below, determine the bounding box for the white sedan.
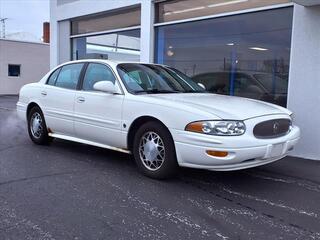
[17,60,300,179]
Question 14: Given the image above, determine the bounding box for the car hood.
[145,93,290,120]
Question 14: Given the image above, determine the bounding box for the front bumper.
[172,114,300,171]
[16,102,27,121]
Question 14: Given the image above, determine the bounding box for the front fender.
[122,95,219,133]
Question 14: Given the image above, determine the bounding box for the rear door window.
[55,63,84,90]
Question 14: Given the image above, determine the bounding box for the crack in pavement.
[245,171,320,193]
[180,177,320,239]
[108,181,230,240]
[0,171,82,187]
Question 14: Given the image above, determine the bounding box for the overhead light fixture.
[249,47,268,51]
[167,49,174,57]
[172,6,206,14]
[208,0,248,8]
[227,43,235,46]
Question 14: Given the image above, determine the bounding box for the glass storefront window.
[155,7,293,107]
[155,0,291,23]
[72,29,140,61]
[71,6,141,35]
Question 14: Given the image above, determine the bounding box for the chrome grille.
[253,119,291,139]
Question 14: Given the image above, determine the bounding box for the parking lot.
[0,95,319,240]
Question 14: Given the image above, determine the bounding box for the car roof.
[57,59,166,69]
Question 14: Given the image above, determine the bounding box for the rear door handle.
[77,97,85,103]
[41,91,47,96]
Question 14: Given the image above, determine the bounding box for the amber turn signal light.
[206,150,228,157]
[185,122,203,133]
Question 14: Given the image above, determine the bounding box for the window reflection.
[72,29,140,61]
[155,0,291,23]
[71,6,141,35]
[155,7,293,107]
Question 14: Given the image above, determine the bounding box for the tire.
[132,121,178,179]
[27,106,51,145]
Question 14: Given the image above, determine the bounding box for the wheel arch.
[127,115,173,151]
[26,102,42,118]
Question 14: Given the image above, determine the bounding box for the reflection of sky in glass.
[87,44,140,56]
[72,29,141,62]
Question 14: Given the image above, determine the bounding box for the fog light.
[206,150,228,157]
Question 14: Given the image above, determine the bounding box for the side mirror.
[197,83,206,90]
[93,81,119,94]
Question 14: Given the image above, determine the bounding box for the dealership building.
[50,0,320,160]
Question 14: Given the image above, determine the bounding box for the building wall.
[287,4,320,160]
[0,39,50,95]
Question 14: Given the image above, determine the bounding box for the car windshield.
[117,63,206,94]
[253,74,288,94]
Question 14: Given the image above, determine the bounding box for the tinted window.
[47,68,61,86]
[82,63,116,91]
[55,63,84,89]
[8,64,21,77]
[71,6,141,35]
[155,0,290,23]
[155,7,293,107]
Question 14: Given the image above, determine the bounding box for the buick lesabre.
[17,60,300,179]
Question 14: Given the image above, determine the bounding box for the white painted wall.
[0,39,49,95]
[288,4,320,160]
[58,20,71,64]
[50,0,59,68]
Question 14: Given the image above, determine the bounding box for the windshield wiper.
[134,89,180,94]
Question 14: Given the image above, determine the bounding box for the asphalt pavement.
[0,95,319,240]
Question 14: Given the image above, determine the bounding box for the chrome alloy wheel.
[139,131,165,171]
[30,112,43,139]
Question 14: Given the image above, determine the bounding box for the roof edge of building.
[0,38,50,46]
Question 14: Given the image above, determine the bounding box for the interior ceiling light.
[167,50,174,57]
[227,43,235,46]
[164,0,249,16]
[208,0,248,8]
[249,47,269,51]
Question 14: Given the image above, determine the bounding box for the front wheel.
[27,106,51,145]
[132,121,178,179]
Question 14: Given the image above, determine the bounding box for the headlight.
[185,120,246,136]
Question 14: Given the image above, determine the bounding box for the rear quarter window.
[47,68,61,86]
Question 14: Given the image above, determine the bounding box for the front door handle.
[77,97,85,103]
[41,91,47,96]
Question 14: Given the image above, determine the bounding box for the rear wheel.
[133,121,178,179]
[27,106,51,145]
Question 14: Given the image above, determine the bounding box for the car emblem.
[273,122,280,134]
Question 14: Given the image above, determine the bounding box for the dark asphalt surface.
[0,95,319,240]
